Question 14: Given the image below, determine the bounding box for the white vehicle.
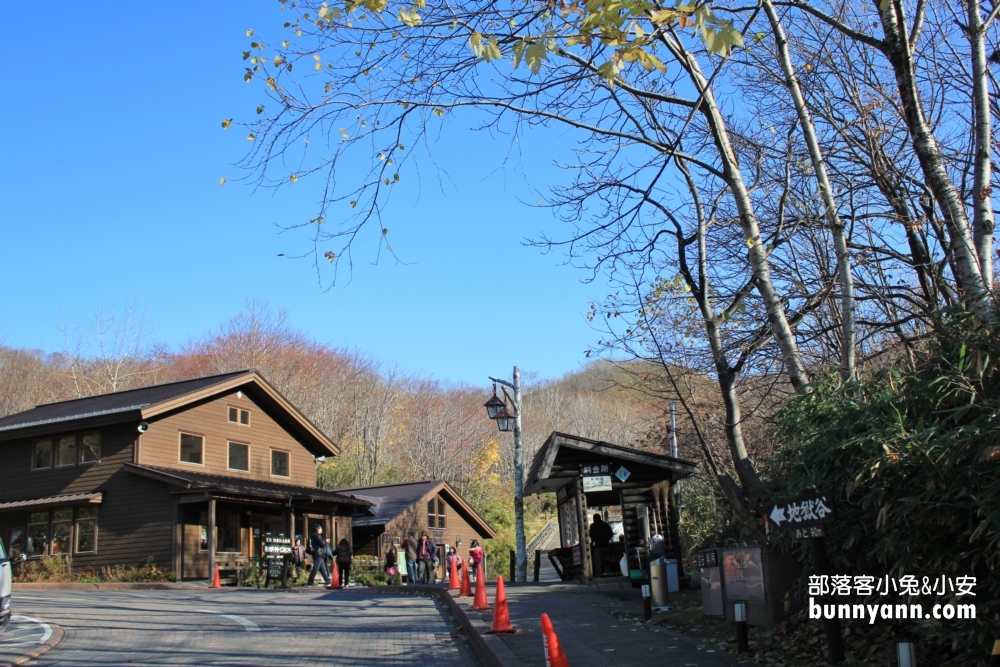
[0,537,23,631]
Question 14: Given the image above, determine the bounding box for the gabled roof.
[0,371,247,434]
[337,479,496,538]
[0,371,339,456]
[125,464,370,508]
[524,431,697,496]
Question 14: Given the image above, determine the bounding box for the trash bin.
[664,558,679,593]
[649,558,669,610]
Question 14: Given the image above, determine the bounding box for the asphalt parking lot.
[2,588,478,666]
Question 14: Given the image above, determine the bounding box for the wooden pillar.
[287,506,295,540]
[173,500,182,580]
[207,497,216,580]
[574,477,592,584]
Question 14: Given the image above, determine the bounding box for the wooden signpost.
[764,493,844,665]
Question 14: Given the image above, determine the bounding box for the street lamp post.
[484,366,526,583]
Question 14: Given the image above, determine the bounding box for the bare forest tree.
[232,0,998,516]
[62,300,160,397]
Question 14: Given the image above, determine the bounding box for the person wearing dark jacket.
[589,513,614,578]
[404,531,419,584]
[307,525,331,586]
[335,539,353,586]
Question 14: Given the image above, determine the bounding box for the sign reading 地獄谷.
[763,493,835,529]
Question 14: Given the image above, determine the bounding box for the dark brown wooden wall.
[139,390,318,487]
[0,422,176,572]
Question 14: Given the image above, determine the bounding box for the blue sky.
[0,2,612,386]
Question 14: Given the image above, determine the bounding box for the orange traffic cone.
[541,613,570,667]
[211,563,221,589]
[487,575,516,633]
[328,561,341,589]
[460,563,472,597]
[448,556,461,591]
[471,563,491,611]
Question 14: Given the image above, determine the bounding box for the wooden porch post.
[207,497,216,581]
[574,477,592,584]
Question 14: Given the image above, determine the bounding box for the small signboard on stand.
[262,533,292,588]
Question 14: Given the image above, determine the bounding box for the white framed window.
[228,442,250,472]
[76,507,98,553]
[270,449,290,478]
[179,433,204,465]
[228,406,250,426]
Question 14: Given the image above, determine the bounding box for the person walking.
[307,525,331,586]
[468,539,484,582]
[589,513,614,578]
[404,531,419,585]
[335,538,353,587]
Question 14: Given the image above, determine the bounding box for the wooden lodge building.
[0,371,369,580]
[339,480,496,579]
[525,432,697,584]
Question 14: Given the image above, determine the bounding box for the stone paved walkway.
[460,582,757,667]
[12,588,477,666]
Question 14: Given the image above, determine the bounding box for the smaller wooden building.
[524,432,697,584]
[338,480,496,580]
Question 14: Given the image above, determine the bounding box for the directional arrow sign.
[762,493,835,529]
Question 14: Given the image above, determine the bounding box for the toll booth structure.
[524,432,697,585]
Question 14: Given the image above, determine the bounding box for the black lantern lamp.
[484,386,505,420]
[494,407,517,432]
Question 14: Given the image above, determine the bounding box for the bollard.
[896,641,917,667]
[733,601,749,654]
[641,583,652,622]
[991,638,1000,667]
[534,549,541,583]
[510,549,516,583]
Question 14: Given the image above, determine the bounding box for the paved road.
[10,588,477,666]
[0,614,57,666]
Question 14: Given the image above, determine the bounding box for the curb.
[13,582,175,590]
[374,585,521,667]
[1,617,64,667]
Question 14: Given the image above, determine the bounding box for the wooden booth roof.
[0,370,339,457]
[337,479,497,538]
[524,431,698,496]
[125,463,371,512]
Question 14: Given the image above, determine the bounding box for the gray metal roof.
[0,371,249,433]
[337,480,441,526]
[0,492,103,510]
[125,464,371,507]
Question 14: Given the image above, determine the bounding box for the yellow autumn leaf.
[290,174,298,182]
[221,119,232,130]
[219,177,227,186]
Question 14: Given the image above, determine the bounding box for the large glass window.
[32,439,52,470]
[179,433,204,465]
[271,450,289,477]
[50,508,72,555]
[9,529,23,558]
[80,431,100,463]
[27,511,48,556]
[217,510,241,553]
[56,435,76,467]
[437,499,447,529]
[228,442,249,472]
[428,500,437,528]
[76,507,98,553]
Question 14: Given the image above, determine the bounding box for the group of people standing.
[386,531,485,585]
[294,525,353,587]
